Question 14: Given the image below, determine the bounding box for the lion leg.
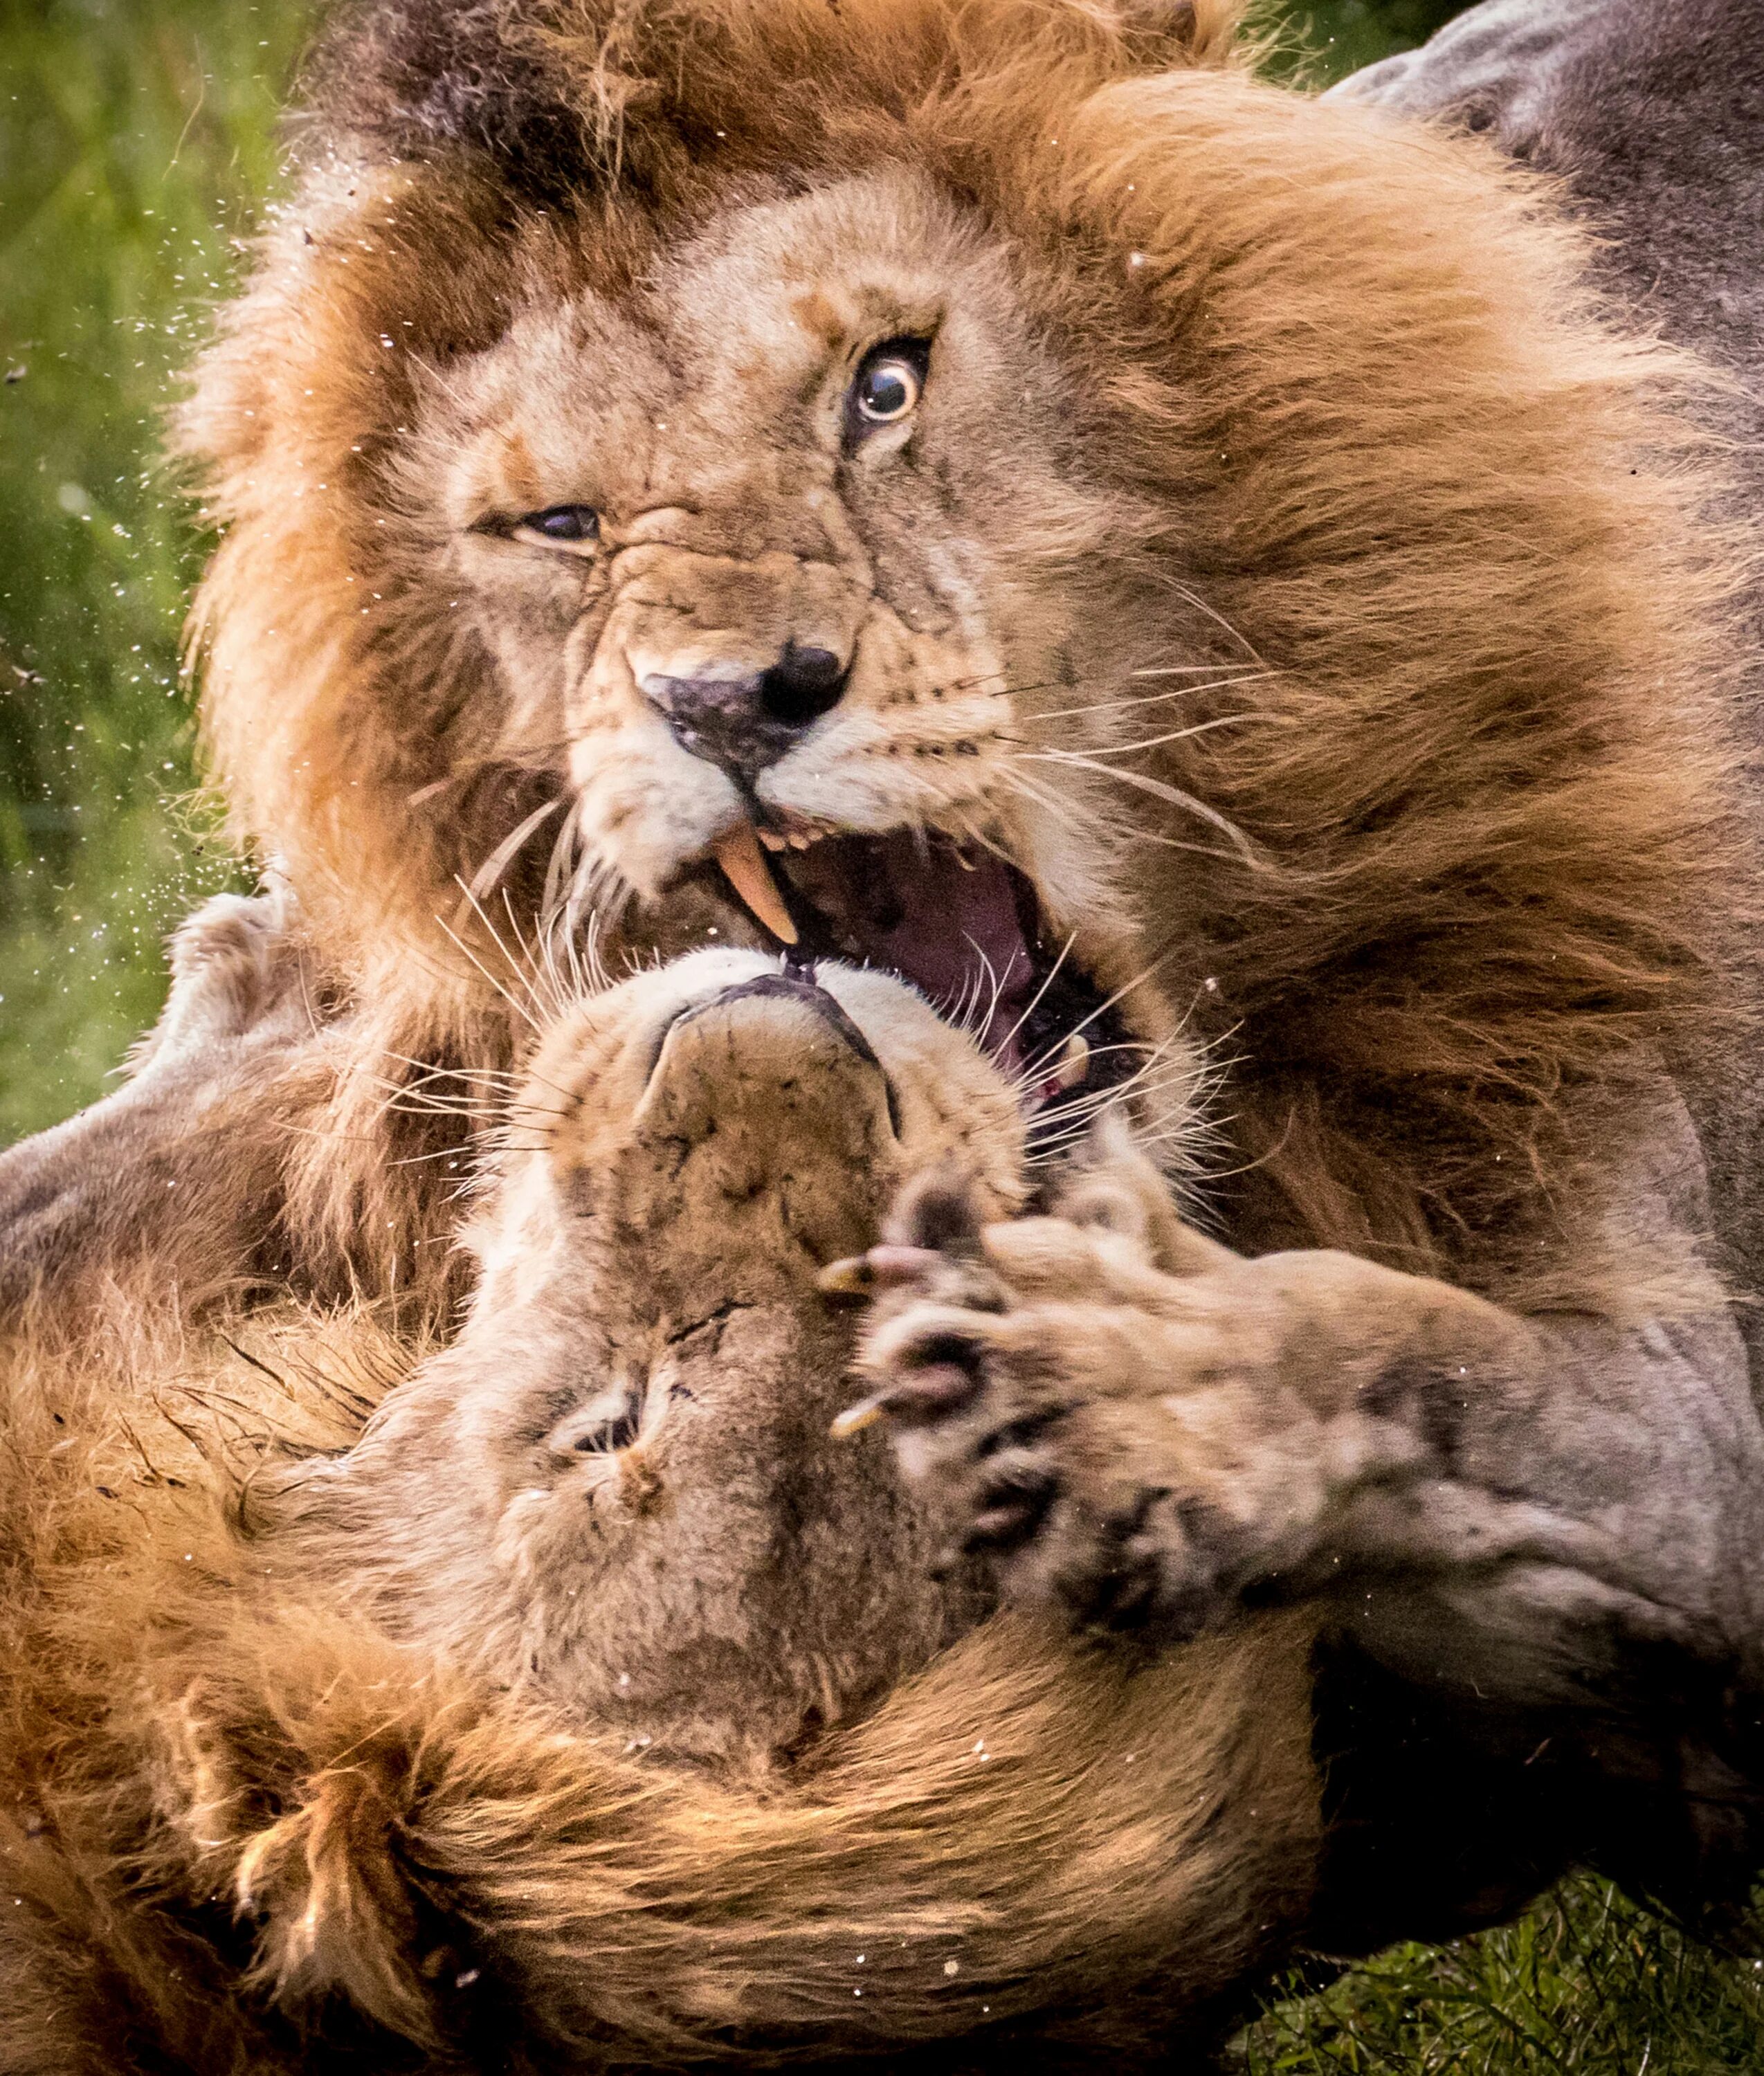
[0,891,327,1326]
[848,1144,1764,1915]
[0,886,481,1335]
[851,1169,1612,1639]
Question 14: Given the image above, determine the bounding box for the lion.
[4,0,1764,2052]
[0,934,1321,2070]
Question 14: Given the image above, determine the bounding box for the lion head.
[179,0,1740,1291]
[257,947,1053,1772]
[1,943,1320,2071]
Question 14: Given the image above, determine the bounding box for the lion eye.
[846,338,929,444]
[513,504,599,549]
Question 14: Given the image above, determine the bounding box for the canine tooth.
[713,822,798,945]
[830,1395,886,1440]
[1053,1033,1090,1093]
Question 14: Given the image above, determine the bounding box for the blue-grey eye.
[514,504,599,548]
[848,340,929,436]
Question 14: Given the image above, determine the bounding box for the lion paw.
[133,882,313,1076]
[837,1156,1448,1640]
[861,1295,1251,1636]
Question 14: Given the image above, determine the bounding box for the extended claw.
[815,1244,945,1302]
[830,1356,983,1441]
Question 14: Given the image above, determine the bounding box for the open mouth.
[704,821,1141,1129]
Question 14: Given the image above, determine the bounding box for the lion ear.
[1105,0,1242,64]
[234,1748,442,2043]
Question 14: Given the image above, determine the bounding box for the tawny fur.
[150,0,1744,1312]
[1,0,1759,2068]
[0,957,1317,2072]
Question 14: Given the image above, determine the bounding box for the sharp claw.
[817,1255,875,1299]
[815,1244,945,1301]
[830,1360,981,1440]
[830,1395,888,1439]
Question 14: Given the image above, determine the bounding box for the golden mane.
[175,0,1745,1302]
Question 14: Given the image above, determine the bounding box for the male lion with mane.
[3,0,1764,2065]
[0,940,1322,2068]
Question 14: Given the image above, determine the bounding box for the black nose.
[642,644,849,778]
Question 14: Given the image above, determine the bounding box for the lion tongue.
[713,823,798,945]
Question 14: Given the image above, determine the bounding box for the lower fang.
[1053,1033,1090,1093]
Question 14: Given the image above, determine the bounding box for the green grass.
[1237,1882,1764,2074]
[2,1,1761,2068]
[0,0,304,1137]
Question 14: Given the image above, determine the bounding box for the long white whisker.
[1131,662,1264,679]
[466,798,562,901]
[1019,754,1259,859]
[437,910,543,1034]
[1027,671,1271,722]
[999,770,1087,831]
[1052,711,1274,758]
[1156,577,1266,664]
[990,931,1077,1064]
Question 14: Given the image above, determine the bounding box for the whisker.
[1050,711,1274,759]
[998,770,1087,832]
[989,931,1078,1064]
[466,798,562,902]
[437,905,543,1035]
[1130,830,1262,866]
[1027,671,1271,722]
[1131,662,1265,680]
[1017,947,1187,1084]
[1155,577,1266,665]
[1019,753,1260,861]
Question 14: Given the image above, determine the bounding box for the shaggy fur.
[104,0,1739,1304]
[1330,0,1764,1354]
[3,0,1764,2066]
[0,945,1318,2071]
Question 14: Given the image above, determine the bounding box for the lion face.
[185,0,1732,1291]
[280,949,1045,1772]
[401,167,1152,1076]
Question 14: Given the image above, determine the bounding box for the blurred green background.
[1,0,1761,2067]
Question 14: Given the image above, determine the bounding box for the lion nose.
[642,643,849,778]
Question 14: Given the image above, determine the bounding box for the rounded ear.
[234,1751,442,2044]
[1110,0,1242,64]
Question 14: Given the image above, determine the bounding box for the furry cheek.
[567,718,740,898]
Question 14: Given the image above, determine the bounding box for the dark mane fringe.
[295,0,1237,206]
